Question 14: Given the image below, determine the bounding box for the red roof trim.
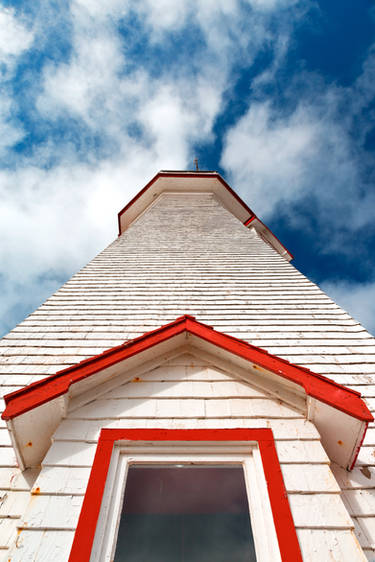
[117,171,254,236]
[2,315,372,423]
[244,215,256,226]
[68,428,303,562]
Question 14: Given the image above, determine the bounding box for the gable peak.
[117,171,292,260]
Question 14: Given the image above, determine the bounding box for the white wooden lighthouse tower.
[0,170,375,561]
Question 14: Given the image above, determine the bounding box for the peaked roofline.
[117,171,293,261]
[2,315,372,423]
[117,170,253,232]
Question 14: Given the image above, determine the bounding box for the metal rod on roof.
[194,158,199,171]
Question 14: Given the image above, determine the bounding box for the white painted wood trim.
[89,441,282,562]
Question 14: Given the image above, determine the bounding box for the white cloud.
[221,57,375,251]
[0,1,315,335]
[321,281,375,336]
[0,95,26,156]
[221,101,321,215]
[0,8,34,70]
[0,9,34,157]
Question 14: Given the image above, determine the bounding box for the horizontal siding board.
[106,380,270,399]
[282,464,340,493]
[343,490,375,517]
[31,467,91,496]
[275,440,329,464]
[53,417,320,441]
[0,448,18,468]
[332,464,375,490]
[7,529,75,561]
[356,448,375,467]
[0,491,30,518]
[0,518,17,548]
[20,495,83,529]
[297,529,366,561]
[43,442,96,468]
[356,517,375,549]
[71,397,301,420]
[289,494,353,528]
[0,468,39,491]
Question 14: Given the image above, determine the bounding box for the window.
[69,429,302,562]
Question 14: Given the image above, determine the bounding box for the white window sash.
[90,441,282,562]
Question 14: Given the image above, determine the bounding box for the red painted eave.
[2,315,373,424]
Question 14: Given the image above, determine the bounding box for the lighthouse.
[0,171,374,560]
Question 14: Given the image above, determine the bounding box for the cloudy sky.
[1,0,375,336]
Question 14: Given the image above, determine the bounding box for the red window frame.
[68,428,302,562]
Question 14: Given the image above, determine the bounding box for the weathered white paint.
[6,530,74,561]
[0,187,374,559]
[297,529,366,561]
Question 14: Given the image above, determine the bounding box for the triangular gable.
[2,315,372,470]
[68,350,304,421]
[117,171,292,260]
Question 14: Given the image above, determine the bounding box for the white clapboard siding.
[0,469,39,491]
[0,430,12,447]
[19,495,83,530]
[289,494,353,528]
[332,463,375,490]
[356,447,375,467]
[343,490,375,517]
[31,467,91,496]
[0,518,18,549]
[365,427,375,445]
[104,379,266,399]
[42,441,96,468]
[297,529,366,561]
[53,416,320,441]
[355,517,375,548]
[6,529,75,562]
[0,449,18,468]
[0,190,373,559]
[0,491,30,518]
[281,464,340,493]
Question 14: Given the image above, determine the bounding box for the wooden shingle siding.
[0,192,374,560]
[5,353,355,560]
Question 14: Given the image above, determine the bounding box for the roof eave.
[3,316,372,470]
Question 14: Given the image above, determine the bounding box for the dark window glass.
[113,464,257,562]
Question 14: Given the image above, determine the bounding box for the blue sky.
[0,0,375,336]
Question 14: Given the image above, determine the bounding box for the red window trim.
[68,428,302,562]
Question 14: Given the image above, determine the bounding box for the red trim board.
[2,315,372,423]
[68,428,303,562]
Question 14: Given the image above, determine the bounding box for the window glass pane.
[114,464,257,562]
